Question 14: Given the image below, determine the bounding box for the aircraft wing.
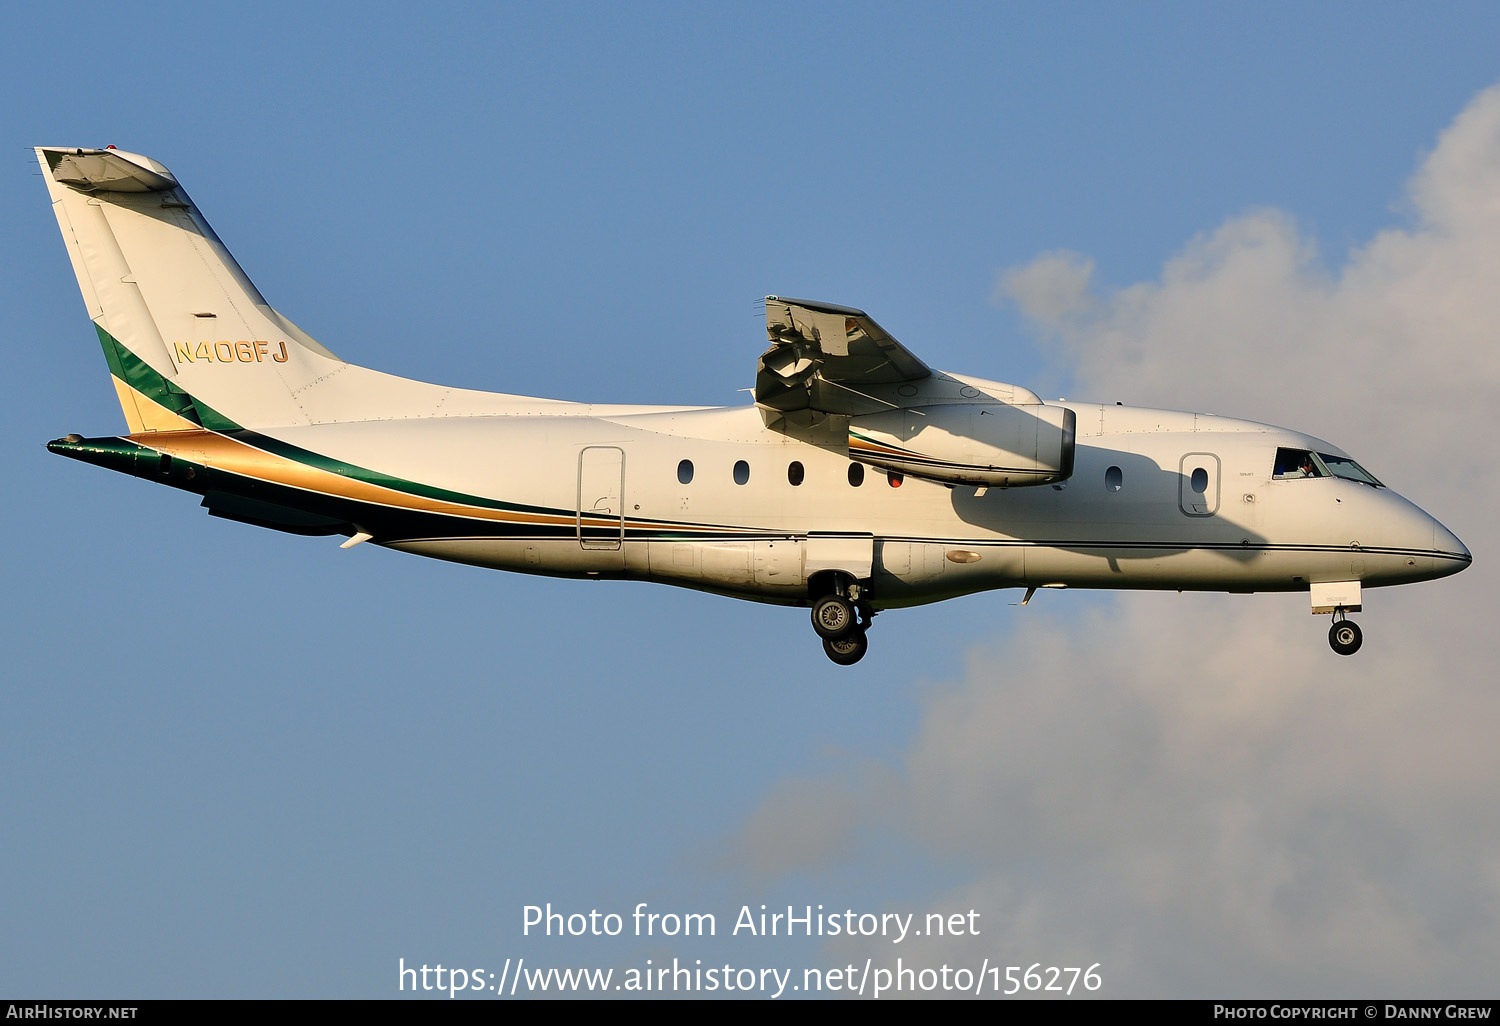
[754,296,931,417]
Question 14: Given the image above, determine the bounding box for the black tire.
[811,594,857,639]
[823,630,868,665]
[1329,620,1363,656]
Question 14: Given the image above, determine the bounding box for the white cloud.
[713,774,864,882]
[723,83,1500,996]
[1001,84,1500,514]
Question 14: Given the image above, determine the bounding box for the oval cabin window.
[848,463,865,487]
[733,460,750,485]
[677,459,694,485]
[1105,466,1123,492]
[788,461,804,486]
[1191,467,1209,493]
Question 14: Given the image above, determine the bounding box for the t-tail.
[35,146,356,436]
[37,146,560,452]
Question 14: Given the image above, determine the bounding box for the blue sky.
[4,2,1500,998]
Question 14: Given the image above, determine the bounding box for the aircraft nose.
[1376,491,1470,584]
[1432,518,1471,568]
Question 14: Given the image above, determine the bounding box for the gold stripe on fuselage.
[118,381,760,534]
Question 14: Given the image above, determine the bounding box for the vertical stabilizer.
[40,147,583,431]
[37,147,343,433]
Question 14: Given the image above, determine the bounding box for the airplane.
[35,146,1471,665]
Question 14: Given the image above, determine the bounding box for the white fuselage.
[262,397,1463,610]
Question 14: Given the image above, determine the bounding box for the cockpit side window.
[1317,453,1383,487]
[1273,447,1326,479]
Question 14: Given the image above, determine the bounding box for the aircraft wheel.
[811,594,857,639]
[1328,620,1363,656]
[823,629,868,666]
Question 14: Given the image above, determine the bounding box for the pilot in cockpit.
[1274,447,1323,479]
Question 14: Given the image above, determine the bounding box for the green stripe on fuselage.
[229,429,568,518]
[84,330,751,531]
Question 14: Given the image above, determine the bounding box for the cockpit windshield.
[1272,447,1382,486]
[1317,452,1382,486]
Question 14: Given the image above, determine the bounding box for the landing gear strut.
[811,576,873,665]
[1328,609,1363,656]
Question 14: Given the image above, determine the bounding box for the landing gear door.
[1178,452,1221,517]
[578,446,624,549]
[805,532,874,580]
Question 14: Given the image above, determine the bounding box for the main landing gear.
[1328,609,1363,656]
[822,631,869,666]
[811,578,874,666]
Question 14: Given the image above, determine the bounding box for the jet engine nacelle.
[848,403,1076,488]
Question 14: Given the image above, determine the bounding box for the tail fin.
[37,147,356,433]
[40,147,579,432]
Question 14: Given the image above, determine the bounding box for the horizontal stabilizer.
[42,148,179,193]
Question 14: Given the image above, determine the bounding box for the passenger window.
[848,463,865,487]
[888,471,904,488]
[1191,467,1208,493]
[1105,466,1123,492]
[733,460,750,485]
[677,459,694,485]
[1273,447,1325,479]
[788,461,804,486]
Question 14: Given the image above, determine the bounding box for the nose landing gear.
[1312,586,1364,657]
[811,576,873,665]
[1328,609,1363,656]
